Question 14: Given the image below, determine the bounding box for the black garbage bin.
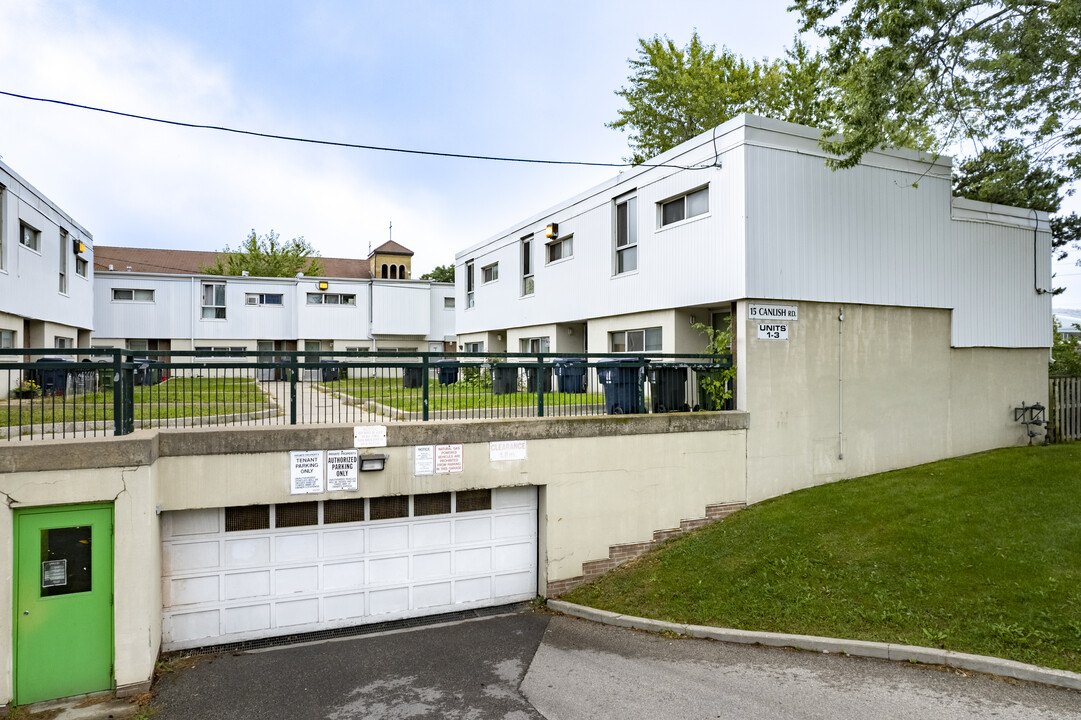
[434,359,459,385]
[597,359,646,414]
[648,363,689,413]
[552,357,587,393]
[491,365,518,395]
[525,366,553,393]
[693,363,734,410]
[320,359,341,382]
[134,358,166,386]
[34,357,72,395]
[402,366,424,388]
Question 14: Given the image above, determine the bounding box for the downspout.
[1032,209,1049,295]
[838,306,845,461]
[369,280,375,352]
[190,276,195,351]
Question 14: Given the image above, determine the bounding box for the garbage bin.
[525,366,553,393]
[491,365,518,395]
[97,363,115,392]
[133,358,165,386]
[693,363,734,411]
[596,359,646,414]
[402,366,425,388]
[434,359,459,385]
[320,359,341,382]
[552,357,587,393]
[34,357,72,395]
[647,363,689,413]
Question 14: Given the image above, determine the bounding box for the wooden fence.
[1049,377,1081,443]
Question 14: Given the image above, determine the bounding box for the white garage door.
[160,487,536,650]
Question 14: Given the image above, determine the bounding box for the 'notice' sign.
[748,303,798,322]
[290,450,325,494]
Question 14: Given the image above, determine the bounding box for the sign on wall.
[748,303,798,322]
[289,450,325,494]
[757,323,790,341]
[490,440,528,461]
[435,444,464,474]
[326,449,359,492]
[354,425,388,448]
[414,445,435,476]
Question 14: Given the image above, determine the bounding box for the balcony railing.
[0,348,734,441]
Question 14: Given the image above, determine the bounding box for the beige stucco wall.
[740,300,1047,503]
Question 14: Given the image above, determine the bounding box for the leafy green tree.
[1050,317,1081,376]
[202,230,323,278]
[791,0,1081,178]
[420,264,455,283]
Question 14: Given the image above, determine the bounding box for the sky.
[1,1,1079,309]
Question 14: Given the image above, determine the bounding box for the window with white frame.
[466,261,475,308]
[660,186,709,227]
[519,336,550,353]
[201,282,226,319]
[306,293,355,305]
[20,222,40,252]
[610,327,661,353]
[54,337,74,349]
[546,234,573,264]
[521,236,534,295]
[126,339,149,352]
[76,256,88,277]
[58,230,68,294]
[1,330,14,349]
[614,195,637,274]
[195,346,245,358]
[482,262,499,284]
[246,293,284,306]
[444,296,455,309]
[463,341,484,353]
[112,288,155,302]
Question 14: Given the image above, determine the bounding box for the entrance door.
[14,504,114,704]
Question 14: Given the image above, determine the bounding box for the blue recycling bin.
[434,359,459,385]
[34,357,72,395]
[597,359,646,414]
[552,357,587,393]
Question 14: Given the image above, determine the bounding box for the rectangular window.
[660,187,709,227]
[76,257,88,277]
[58,231,68,294]
[195,346,245,358]
[126,339,149,352]
[463,341,484,353]
[1,330,15,348]
[519,337,550,354]
[306,293,355,306]
[54,337,74,349]
[112,288,155,302]
[466,261,475,308]
[615,196,637,274]
[20,222,40,252]
[610,327,662,353]
[201,283,226,319]
[444,296,455,309]
[521,236,534,295]
[246,293,283,306]
[546,235,573,263]
[481,263,498,284]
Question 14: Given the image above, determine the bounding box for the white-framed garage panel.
[161,486,537,650]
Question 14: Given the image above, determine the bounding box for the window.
[546,235,573,264]
[615,196,637,274]
[482,263,499,284]
[201,282,226,319]
[463,341,484,353]
[1,330,14,348]
[195,346,245,358]
[112,288,155,302]
[443,297,455,309]
[76,257,88,277]
[466,261,475,308]
[126,339,149,352]
[660,187,709,227]
[306,293,356,306]
[58,231,68,294]
[522,236,534,295]
[20,222,40,252]
[399,264,407,279]
[245,293,283,306]
[610,327,662,353]
[54,337,74,349]
[520,337,550,354]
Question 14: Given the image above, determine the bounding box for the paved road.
[152,611,1081,720]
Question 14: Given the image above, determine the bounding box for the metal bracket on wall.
[1014,402,1048,445]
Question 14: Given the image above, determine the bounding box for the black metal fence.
[0,348,735,441]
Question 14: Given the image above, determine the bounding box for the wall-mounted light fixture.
[690,315,696,325]
[544,223,558,239]
[72,238,86,254]
[318,281,329,291]
[359,453,388,472]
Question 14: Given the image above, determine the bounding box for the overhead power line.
[0,90,712,171]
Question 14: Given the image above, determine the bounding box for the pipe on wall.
[838,306,845,461]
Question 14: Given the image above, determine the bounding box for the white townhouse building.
[0,159,94,354]
[455,114,1052,502]
[92,243,456,357]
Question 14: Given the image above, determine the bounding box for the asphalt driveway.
[151,609,1081,720]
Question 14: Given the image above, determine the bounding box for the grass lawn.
[327,376,605,412]
[1,377,272,426]
[563,444,1081,673]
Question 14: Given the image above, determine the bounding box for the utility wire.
[0,90,712,171]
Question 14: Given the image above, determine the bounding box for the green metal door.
[14,504,113,705]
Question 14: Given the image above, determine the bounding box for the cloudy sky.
[1,1,1079,307]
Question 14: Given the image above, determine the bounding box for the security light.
[359,453,388,472]
[544,223,558,238]
[318,281,329,291]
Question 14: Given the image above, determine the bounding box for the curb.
[546,600,1081,692]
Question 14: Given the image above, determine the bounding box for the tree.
[608,32,930,164]
[420,264,455,283]
[202,230,323,278]
[952,139,1081,290]
[791,0,1081,179]
[1050,316,1081,376]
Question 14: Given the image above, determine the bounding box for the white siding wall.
[295,279,369,340]
[428,283,456,341]
[371,283,430,336]
[94,275,194,339]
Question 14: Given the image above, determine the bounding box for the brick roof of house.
[93,246,377,279]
